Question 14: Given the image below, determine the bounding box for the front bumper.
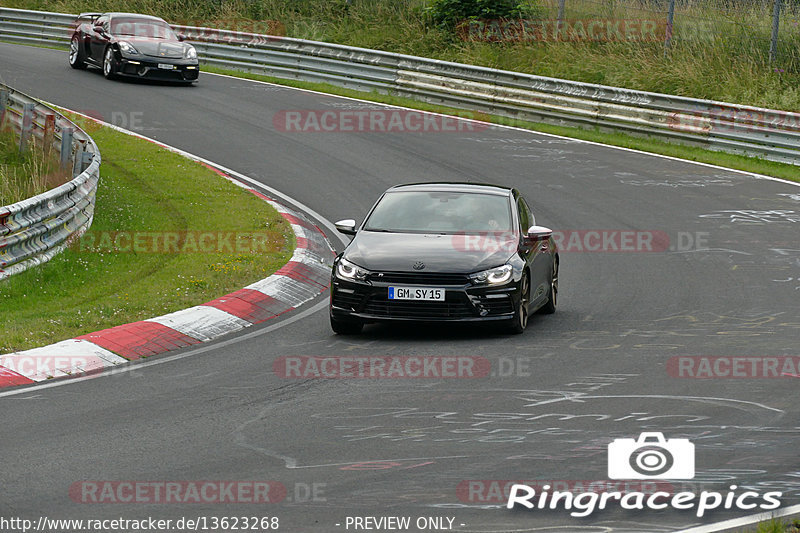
[330,273,520,323]
[116,56,199,81]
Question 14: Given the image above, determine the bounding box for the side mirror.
[177,33,186,42]
[524,225,552,245]
[335,219,357,236]
[94,24,105,34]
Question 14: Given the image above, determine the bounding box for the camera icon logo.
[608,432,695,480]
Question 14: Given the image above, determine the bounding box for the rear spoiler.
[76,12,102,23]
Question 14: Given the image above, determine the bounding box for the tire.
[330,315,363,335]
[539,259,558,315]
[103,47,117,79]
[508,274,529,334]
[69,36,87,69]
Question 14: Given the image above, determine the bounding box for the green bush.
[426,0,534,27]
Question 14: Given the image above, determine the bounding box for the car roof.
[386,182,514,197]
[105,13,168,22]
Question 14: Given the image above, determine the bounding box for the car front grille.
[331,289,366,311]
[333,284,515,320]
[144,68,189,80]
[366,271,470,286]
[472,294,514,315]
[363,293,474,319]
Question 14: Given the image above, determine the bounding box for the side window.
[517,198,531,232]
[521,198,536,227]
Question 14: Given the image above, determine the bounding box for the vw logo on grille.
[412,261,425,270]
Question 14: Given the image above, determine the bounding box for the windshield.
[111,18,177,40]
[364,190,513,233]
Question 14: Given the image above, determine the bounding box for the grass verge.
[204,65,800,184]
[0,113,294,353]
[0,128,70,206]
[746,517,800,532]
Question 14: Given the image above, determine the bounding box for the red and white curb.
[0,185,335,388]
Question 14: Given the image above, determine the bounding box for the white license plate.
[158,63,175,70]
[388,287,445,301]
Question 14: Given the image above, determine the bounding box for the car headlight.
[184,45,197,59]
[336,258,370,281]
[118,41,138,55]
[470,264,513,285]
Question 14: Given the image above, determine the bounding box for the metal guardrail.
[1,6,798,166]
[0,83,101,281]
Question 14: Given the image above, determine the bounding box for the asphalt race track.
[1,42,799,532]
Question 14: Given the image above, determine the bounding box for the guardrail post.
[557,0,566,39]
[664,0,675,55]
[72,140,85,176]
[769,0,782,63]
[60,127,74,169]
[19,103,35,152]
[43,113,56,157]
[0,89,8,130]
[81,151,93,173]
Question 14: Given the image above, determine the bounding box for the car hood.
[122,38,188,59]
[343,230,518,273]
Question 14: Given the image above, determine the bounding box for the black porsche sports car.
[69,12,199,83]
[329,183,559,334]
